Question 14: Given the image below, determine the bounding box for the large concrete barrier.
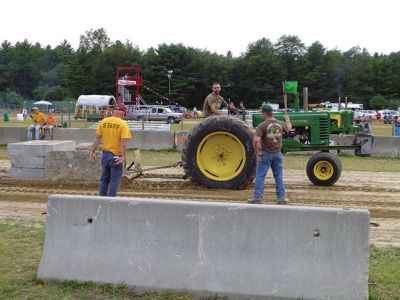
[8,141,76,180]
[334,134,400,158]
[38,195,370,299]
[0,127,174,150]
[0,126,26,144]
[46,150,101,181]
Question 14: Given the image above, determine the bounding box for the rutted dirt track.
[0,167,399,247]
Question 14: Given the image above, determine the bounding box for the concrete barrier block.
[9,155,46,168]
[372,135,400,158]
[129,130,174,150]
[46,150,101,181]
[7,140,76,157]
[50,128,96,143]
[0,126,27,144]
[11,167,46,180]
[38,196,370,299]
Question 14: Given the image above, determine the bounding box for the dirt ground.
[0,163,399,247]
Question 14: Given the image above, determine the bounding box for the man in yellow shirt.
[27,107,45,140]
[89,103,132,197]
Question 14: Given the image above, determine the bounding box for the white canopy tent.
[33,100,53,106]
[33,100,53,113]
[76,95,116,108]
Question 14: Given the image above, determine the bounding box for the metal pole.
[168,77,171,104]
[68,102,72,128]
[167,70,173,106]
[303,87,308,112]
[338,97,341,111]
[345,96,348,109]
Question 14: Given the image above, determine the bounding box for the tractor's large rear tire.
[306,152,342,186]
[182,116,256,189]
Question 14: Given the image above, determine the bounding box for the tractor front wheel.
[306,152,342,186]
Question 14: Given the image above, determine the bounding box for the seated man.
[27,107,45,140]
[43,111,57,137]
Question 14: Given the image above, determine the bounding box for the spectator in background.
[27,107,45,140]
[44,111,57,138]
[193,106,198,119]
[22,107,28,120]
[228,101,237,116]
[360,116,371,134]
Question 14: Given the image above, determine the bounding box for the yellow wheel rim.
[313,160,334,180]
[196,131,246,181]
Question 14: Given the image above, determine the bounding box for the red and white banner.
[118,79,137,86]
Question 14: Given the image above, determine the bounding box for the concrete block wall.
[39,196,370,299]
[46,150,101,181]
[334,134,400,158]
[8,141,76,180]
[0,126,26,144]
[129,130,174,150]
[1,127,174,150]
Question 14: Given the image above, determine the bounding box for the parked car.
[133,106,183,123]
[379,110,400,123]
[354,110,378,120]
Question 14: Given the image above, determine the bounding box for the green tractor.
[182,82,373,189]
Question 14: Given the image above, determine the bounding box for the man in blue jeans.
[89,103,132,197]
[248,103,292,204]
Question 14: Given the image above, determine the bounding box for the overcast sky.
[1,0,398,56]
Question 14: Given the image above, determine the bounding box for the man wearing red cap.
[89,103,132,197]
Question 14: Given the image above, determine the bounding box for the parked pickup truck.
[132,106,183,123]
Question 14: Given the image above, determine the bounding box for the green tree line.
[1,28,399,110]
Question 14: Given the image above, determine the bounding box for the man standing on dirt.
[89,103,132,197]
[248,103,292,205]
[202,83,235,118]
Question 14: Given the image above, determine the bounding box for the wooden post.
[282,82,288,115]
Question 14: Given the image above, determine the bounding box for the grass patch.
[372,122,395,136]
[0,145,7,160]
[369,245,400,299]
[0,219,222,299]
[284,154,400,173]
[0,220,398,299]
[2,147,399,173]
[126,149,182,167]
[171,121,198,132]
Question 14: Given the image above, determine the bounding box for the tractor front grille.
[319,118,329,142]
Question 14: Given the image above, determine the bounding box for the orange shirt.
[46,116,57,126]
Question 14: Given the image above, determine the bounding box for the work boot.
[247,199,262,204]
[276,198,289,205]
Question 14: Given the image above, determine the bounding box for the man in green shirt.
[202,83,235,118]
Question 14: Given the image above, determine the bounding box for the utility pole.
[167,70,173,105]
